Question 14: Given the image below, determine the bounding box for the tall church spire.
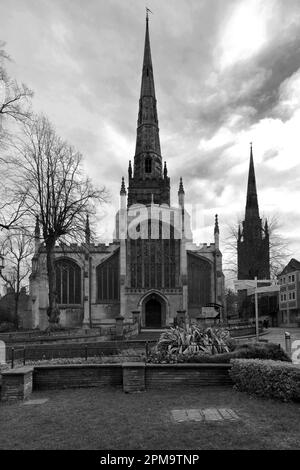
[237,144,270,283]
[127,15,170,207]
[134,14,162,178]
[245,143,259,219]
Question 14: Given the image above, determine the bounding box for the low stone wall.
[32,363,232,393]
[145,364,232,389]
[33,364,123,390]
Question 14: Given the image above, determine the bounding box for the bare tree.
[12,115,107,328]
[0,41,33,231]
[0,229,33,327]
[0,41,33,135]
[223,213,291,282]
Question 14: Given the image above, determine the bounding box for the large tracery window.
[55,259,82,305]
[96,252,120,302]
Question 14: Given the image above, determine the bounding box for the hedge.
[230,359,300,402]
[147,342,291,364]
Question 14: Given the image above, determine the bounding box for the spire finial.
[146,7,153,21]
[85,214,91,245]
[214,214,219,234]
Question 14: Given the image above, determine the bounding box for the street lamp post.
[254,276,259,342]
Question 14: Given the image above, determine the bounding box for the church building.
[237,144,271,319]
[29,16,225,330]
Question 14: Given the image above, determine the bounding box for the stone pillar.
[1,367,33,402]
[132,310,141,333]
[116,316,124,339]
[0,340,5,364]
[122,362,145,393]
[83,255,90,327]
[177,310,186,328]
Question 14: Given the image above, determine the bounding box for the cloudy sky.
[1,0,300,273]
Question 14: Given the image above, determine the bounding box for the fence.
[6,340,158,369]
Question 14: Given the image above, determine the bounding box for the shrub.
[156,325,230,356]
[234,342,291,362]
[147,341,290,364]
[230,359,300,402]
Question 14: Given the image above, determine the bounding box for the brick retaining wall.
[146,364,232,389]
[33,364,123,390]
[32,363,232,393]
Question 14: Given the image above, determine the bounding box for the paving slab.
[202,408,222,421]
[22,399,49,405]
[186,409,203,421]
[171,408,240,423]
[171,409,187,422]
[218,408,239,420]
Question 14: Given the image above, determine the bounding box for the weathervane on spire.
[146,7,153,20]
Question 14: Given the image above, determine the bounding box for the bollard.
[145,341,149,359]
[85,344,88,361]
[285,331,292,357]
[23,346,26,366]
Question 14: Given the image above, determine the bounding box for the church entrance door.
[145,298,162,328]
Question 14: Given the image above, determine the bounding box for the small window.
[292,274,295,282]
[145,157,152,173]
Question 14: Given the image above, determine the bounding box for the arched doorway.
[145,298,162,328]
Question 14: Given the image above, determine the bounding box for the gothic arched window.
[97,252,120,302]
[55,259,81,305]
[145,157,152,173]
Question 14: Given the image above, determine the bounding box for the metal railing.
[7,340,157,369]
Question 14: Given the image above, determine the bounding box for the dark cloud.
[1,0,300,255]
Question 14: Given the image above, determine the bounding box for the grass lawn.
[0,386,300,450]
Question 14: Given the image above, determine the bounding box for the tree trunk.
[14,292,19,329]
[46,240,60,326]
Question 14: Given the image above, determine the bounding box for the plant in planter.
[155,324,230,357]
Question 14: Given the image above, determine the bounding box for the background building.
[278,258,300,327]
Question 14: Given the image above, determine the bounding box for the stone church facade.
[29,17,224,330]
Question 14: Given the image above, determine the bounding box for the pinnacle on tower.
[164,161,168,178]
[214,214,219,234]
[128,160,132,179]
[264,219,269,236]
[178,177,185,194]
[245,143,259,219]
[85,214,91,245]
[120,177,126,195]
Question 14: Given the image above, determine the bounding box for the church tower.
[237,144,270,280]
[127,13,170,207]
